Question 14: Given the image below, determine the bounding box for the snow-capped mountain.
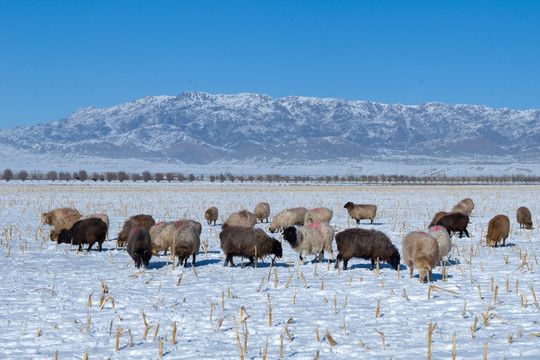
[1,92,539,172]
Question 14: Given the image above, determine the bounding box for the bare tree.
[154,172,164,182]
[3,168,13,181]
[131,173,142,182]
[78,170,88,181]
[18,170,28,181]
[117,171,129,182]
[165,173,174,182]
[142,171,152,182]
[46,171,58,181]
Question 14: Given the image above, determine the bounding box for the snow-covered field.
[0,181,538,359]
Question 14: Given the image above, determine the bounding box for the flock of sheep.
[41,198,534,283]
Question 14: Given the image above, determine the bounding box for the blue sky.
[1,0,539,129]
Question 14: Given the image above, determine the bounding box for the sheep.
[173,219,202,235]
[41,207,80,226]
[334,228,400,271]
[204,206,219,226]
[459,198,475,215]
[435,213,470,238]
[81,213,110,239]
[221,210,257,230]
[220,226,282,267]
[452,203,469,216]
[126,226,152,268]
[254,202,271,223]
[402,231,440,283]
[57,217,108,252]
[486,214,510,247]
[269,209,298,233]
[427,225,452,262]
[173,225,200,267]
[343,202,377,225]
[428,211,448,228]
[282,222,335,263]
[150,219,201,256]
[304,207,333,225]
[516,206,533,229]
[117,214,156,247]
[289,207,308,225]
[49,212,83,241]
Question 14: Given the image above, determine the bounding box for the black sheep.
[57,218,107,252]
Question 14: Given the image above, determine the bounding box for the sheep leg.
[370,218,374,224]
[246,257,255,266]
[86,242,94,252]
[370,258,375,270]
[191,254,196,267]
[98,242,102,252]
[318,250,324,263]
[409,267,413,278]
[464,229,470,238]
[343,258,349,270]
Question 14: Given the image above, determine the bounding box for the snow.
[0,181,539,359]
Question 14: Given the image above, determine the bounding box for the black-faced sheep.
[57,217,108,252]
[435,213,470,238]
[49,212,83,241]
[41,207,80,226]
[220,226,282,267]
[334,228,400,271]
[516,207,533,229]
[254,202,271,223]
[427,225,452,262]
[402,231,439,283]
[204,206,219,226]
[126,226,152,268]
[221,210,257,230]
[173,225,200,267]
[428,211,448,228]
[282,222,335,263]
[117,214,156,247]
[486,214,510,247]
[269,209,298,233]
[304,207,333,225]
[343,202,377,225]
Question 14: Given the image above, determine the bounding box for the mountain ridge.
[1,92,539,170]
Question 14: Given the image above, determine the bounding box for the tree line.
[2,168,540,185]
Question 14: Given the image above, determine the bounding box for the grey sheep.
[220,226,282,267]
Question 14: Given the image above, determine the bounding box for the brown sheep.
[204,206,219,226]
[41,207,80,226]
[49,212,83,241]
[289,207,308,225]
[126,227,152,268]
[343,202,377,225]
[117,214,156,247]
[221,210,257,230]
[220,226,282,267]
[57,218,108,252]
[402,231,439,283]
[428,211,448,228]
[304,207,333,225]
[486,214,510,247]
[435,213,470,238]
[81,213,110,239]
[334,228,400,271]
[516,207,533,229]
[254,202,271,223]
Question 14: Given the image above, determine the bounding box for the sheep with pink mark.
[304,207,333,225]
[282,222,335,264]
[254,202,271,223]
[402,231,439,283]
[427,225,452,262]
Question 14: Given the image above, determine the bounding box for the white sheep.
[304,207,333,225]
[254,202,271,223]
[402,231,439,283]
[427,225,452,262]
[343,202,377,225]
